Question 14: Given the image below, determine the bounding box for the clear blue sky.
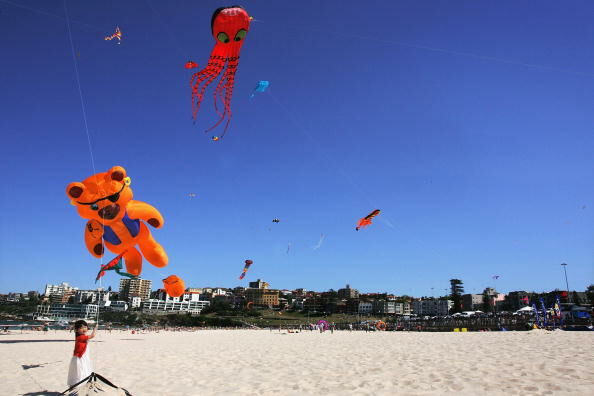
[1,0,593,296]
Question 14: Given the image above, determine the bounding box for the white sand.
[1,329,593,395]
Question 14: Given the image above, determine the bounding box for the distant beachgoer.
[67,320,96,387]
[348,323,353,331]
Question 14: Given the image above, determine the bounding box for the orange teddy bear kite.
[66,166,168,276]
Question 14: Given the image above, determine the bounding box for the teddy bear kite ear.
[66,182,86,200]
[106,166,127,182]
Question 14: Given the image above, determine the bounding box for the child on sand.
[67,320,96,387]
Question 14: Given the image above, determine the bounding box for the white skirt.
[67,344,93,387]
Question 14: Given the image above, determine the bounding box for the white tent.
[516,306,534,312]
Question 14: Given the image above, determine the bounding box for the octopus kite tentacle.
[205,57,239,136]
[191,52,226,120]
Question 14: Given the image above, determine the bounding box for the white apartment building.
[44,283,79,297]
[373,300,396,314]
[73,289,111,305]
[394,302,412,315]
[35,303,98,320]
[411,299,453,316]
[151,289,202,303]
[358,301,373,314]
[141,299,210,315]
[103,300,129,312]
[129,296,142,308]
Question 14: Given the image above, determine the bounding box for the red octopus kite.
[190,6,251,137]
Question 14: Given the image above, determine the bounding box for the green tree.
[586,284,594,305]
[449,279,464,313]
[481,292,492,312]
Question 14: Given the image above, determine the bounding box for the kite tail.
[191,47,227,121]
[205,63,235,136]
[191,67,223,120]
[213,70,227,117]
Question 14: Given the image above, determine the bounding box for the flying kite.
[211,136,220,141]
[66,166,168,277]
[239,259,253,280]
[356,209,381,231]
[190,6,252,137]
[272,218,280,223]
[162,275,186,298]
[313,234,325,250]
[250,80,269,98]
[286,243,291,254]
[104,26,122,44]
[188,193,197,198]
[95,252,138,282]
[185,61,199,69]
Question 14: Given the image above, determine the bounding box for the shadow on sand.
[1,340,102,344]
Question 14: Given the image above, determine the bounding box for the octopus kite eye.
[234,29,247,41]
[90,204,99,211]
[217,32,230,43]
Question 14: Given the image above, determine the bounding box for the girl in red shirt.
[67,320,97,387]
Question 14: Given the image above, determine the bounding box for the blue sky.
[0,0,592,296]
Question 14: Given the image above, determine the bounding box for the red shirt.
[73,335,89,357]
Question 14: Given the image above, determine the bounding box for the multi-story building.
[232,287,246,297]
[505,291,531,310]
[141,299,210,315]
[338,284,359,299]
[411,299,452,316]
[73,289,111,305]
[245,288,279,307]
[35,303,98,320]
[6,293,22,302]
[462,294,484,311]
[482,288,506,311]
[28,291,40,298]
[358,301,373,314]
[394,302,411,315]
[345,298,360,314]
[102,300,129,312]
[373,300,396,315]
[129,296,142,309]
[249,279,269,289]
[44,283,79,301]
[302,294,324,312]
[119,278,152,301]
[292,297,305,310]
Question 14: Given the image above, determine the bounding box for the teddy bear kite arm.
[126,200,164,228]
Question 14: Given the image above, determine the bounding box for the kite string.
[284,23,594,78]
[63,0,96,175]
[63,0,104,370]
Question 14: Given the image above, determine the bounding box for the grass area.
[210,310,387,327]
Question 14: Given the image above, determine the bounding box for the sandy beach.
[1,329,593,395]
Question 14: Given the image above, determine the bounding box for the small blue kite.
[250,80,270,98]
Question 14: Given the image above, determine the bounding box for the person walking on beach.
[67,320,96,387]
